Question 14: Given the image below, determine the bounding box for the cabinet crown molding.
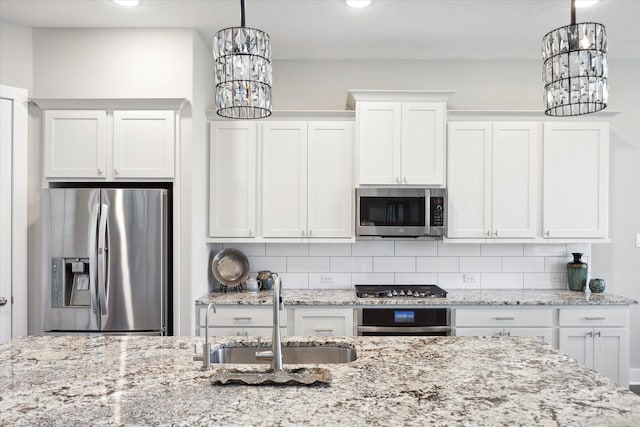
[30,98,188,110]
[346,90,456,108]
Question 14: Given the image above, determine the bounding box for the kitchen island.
[2,335,639,425]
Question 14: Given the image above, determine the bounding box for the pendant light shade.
[542,0,608,116]
[213,0,272,119]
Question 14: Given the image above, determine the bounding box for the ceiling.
[0,0,638,61]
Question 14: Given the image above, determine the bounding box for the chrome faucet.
[256,274,284,370]
[194,302,216,370]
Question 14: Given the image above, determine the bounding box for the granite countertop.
[1,335,639,425]
[196,288,638,306]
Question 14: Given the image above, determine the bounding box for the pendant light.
[213,0,272,119]
[542,0,607,116]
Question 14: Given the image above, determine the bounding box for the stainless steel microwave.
[356,188,446,237]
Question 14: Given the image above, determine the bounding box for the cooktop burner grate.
[355,284,448,299]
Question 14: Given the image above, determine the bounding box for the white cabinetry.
[209,122,256,238]
[447,122,538,239]
[43,109,176,179]
[454,308,553,344]
[356,102,446,186]
[292,308,354,337]
[261,121,353,239]
[196,306,287,337]
[44,110,107,178]
[558,307,629,386]
[543,122,609,238]
[112,110,175,178]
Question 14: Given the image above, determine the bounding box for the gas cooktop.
[355,284,448,299]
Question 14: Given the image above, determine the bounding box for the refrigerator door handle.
[98,203,109,316]
[88,202,100,316]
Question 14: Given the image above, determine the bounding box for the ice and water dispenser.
[51,258,91,307]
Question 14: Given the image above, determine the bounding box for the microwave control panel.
[430,197,445,227]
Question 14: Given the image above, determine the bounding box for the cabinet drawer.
[293,308,354,336]
[198,326,287,337]
[559,307,628,327]
[455,308,553,327]
[198,307,287,327]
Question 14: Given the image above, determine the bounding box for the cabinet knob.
[97,169,103,176]
[494,231,498,237]
[486,231,490,236]
[403,177,407,184]
[595,331,601,337]
[545,230,550,236]
[249,229,253,237]
[586,331,593,337]
[395,177,400,184]
[113,169,119,176]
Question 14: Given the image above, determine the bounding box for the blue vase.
[567,253,588,291]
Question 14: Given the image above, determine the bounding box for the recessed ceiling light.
[575,0,600,7]
[346,0,372,8]
[113,0,140,6]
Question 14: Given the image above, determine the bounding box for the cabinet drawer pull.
[584,316,606,320]
[586,331,593,337]
[595,331,601,337]
[495,316,515,321]
[233,317,253,321]
[314,328,334,333]
[486,230,490,236]
[97,169,103,176]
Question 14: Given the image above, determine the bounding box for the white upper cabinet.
[357,101,446,186]
[44,110,107,178]
[307,122,353,238]
[261,121,354,239]
[447,122,538,239]
[112,110,175,178]
[543,122,609,238]
[43,108,177,180]
[209,122,256,238]
[261,122,309,238]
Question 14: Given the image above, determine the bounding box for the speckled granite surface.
[1,335,639,425]
[196,288,638,306]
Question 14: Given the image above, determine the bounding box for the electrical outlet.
[551,274,565,283]
[636,233,640,248]
[320,274,334,284]
[463,274,477,284]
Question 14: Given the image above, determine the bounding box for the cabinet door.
[593,328,629,386]
[491,122,538,238]
[44,110,107,178]
[559,327,594,368]
[505,327,553,345]
[357,102,401,185]
[112,110,175,178]
[293,308,354,336]
[209,122,256,238]
[401,102,445,185]
[543,122,608,238]
[307,122,353,238]
[447,122,492,238]
[261,122,308,238]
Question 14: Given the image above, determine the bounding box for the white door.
[112,110,175,178]
[261,122,308,238]
[593,328,629,386]
[491,122,538,238]
[357,102,401,185]
[401,102,445,185]
[307,122,353,238]
[543,122,609,238]
[505,327,553,345]
[293,309,354,336]
[559,327,594,368]
[43,110,107,178]
[0,85,28,343]
[447,122,492,238]
[209,122,256,238]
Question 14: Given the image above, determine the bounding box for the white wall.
[270,58,640,372]
[0,21,33,91]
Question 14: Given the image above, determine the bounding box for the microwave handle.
[425,189,431,234]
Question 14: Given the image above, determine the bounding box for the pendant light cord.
[570,0,576,25]
[241,0,246,27]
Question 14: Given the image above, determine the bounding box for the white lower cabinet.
[558,307,629,386]
[292,308,355,337]
[196,306,287,337]
[454,308,554,345]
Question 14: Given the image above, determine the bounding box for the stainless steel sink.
[210,344,357,365]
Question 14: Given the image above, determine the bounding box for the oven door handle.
[357,326,451,334]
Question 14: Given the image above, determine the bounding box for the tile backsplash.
[217,241,592,291]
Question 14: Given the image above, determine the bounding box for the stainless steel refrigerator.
[43,188,168,335]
